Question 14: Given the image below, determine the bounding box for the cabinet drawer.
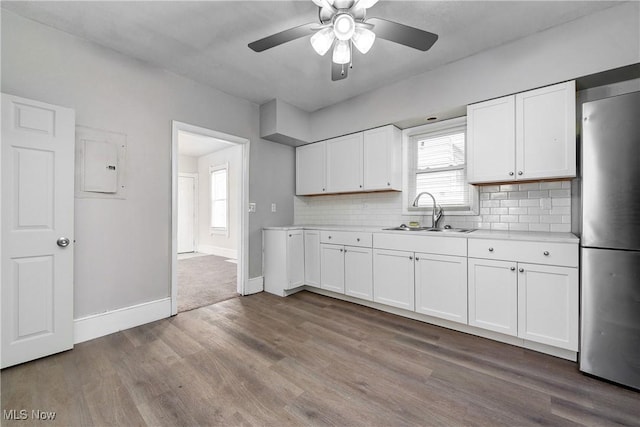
[468,238,577,267]
[320,230,372,247]
[374,233,467,257]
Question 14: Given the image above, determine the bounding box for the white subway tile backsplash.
[293,180,574,233]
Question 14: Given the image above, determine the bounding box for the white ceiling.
[179,131,233,157]
[2,1,622,112]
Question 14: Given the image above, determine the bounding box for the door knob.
[57,237,70,248]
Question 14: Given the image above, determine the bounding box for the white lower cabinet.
[518,263,578,351]
[373,249,415,311]
[468,258,518,336]
[320,244,345,293]
[415,253,468,324]
[304,230,321,287]
[321,243,373,299]
[263,229,304,296]
[344,247,373,301]
[468,256,579,351]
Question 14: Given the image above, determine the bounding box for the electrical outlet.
[249,202,256,213]
[271,203,277,212]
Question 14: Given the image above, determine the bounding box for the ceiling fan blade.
[367,17,438,51]
[248,23,316,52]
[331,62,349,81]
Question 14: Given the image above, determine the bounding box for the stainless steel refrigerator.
[579,90,640,390]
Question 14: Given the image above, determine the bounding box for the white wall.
[1,10,295,318]
[197,145,242,257]
[178,155,198,174]
[309,2,640,141]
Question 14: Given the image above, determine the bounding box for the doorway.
[171,121,249,315]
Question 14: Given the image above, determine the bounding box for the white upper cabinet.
[363,125,402,191]
[326,133,363,193]
[516,81,576,181]
[467,81,576,184]
[295,125,401,195]
[467,96,516,183]
[296,142,326,195]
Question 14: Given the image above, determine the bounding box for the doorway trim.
[171,121,250,316]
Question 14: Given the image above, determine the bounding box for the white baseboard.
[197,244,237,259]
[245,276,263,295]
[74,297,172,344]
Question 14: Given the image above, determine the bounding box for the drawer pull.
[543,251,550,256]
[519,268,524,273]
[357,238,360,242]
[328,236,332,239]
[510,267,516,271]
[415,257,420,261]
[289,234,292,237]
[409,256,413,260]
[343,249,347,253]
[488,247,494,252]
[509,172,514,176]
[518,171,523,176]
[340,248,343,252]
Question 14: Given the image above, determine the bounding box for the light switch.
[249,203,256,213]
[271,203,277,212]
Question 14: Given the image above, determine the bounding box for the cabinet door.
[468,258,518,336]
[326,133,363,193]
[415,253,468,324]
[467,95,516,183]
[344,246,373,301]
[363,126,401,191]
[516,81,576,180]
[296,142,326,195]
[286,231,304,290]
[373,249,414,311]
[320,244,345,293]
[517,263,578,350]
[304,230,321,287]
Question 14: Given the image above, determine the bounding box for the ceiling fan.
[248,0,438,81]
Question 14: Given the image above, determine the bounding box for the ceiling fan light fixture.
[333,13,355,41]
[311,27,336,56]
[352,27,376,54]
[332,40,351,64]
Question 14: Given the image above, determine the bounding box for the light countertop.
[263,225,579,244]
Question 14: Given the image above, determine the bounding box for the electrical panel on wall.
[75,126,127,199]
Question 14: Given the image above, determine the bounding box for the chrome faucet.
[412,191,443,228]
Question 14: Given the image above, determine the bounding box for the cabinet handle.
[288,234,292,237]
[518,171,523,176]
[509,172,514,176]
[488,247,494,252]
[543,251,550,256]
[356,238,360,242]
[343,249,347,253]
[340,248,343,252]
[387,182,391,186]
[359,185,363,188]
[415,257,420,261]
[409,256,413,260]
[519,268,524,273]
[322,188,326,191]
[510,267,516,271]
[328,236,332,239]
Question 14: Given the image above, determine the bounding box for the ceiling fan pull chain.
[341,63,345,76]
[349,41,354,69]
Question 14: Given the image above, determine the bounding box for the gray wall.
[308,2,640,141]
[1,10,294,318]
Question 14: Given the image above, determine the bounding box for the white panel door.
[296,142,326,195]
[177,174,196,253]
[466,95,516,183]
[363,126,400,191]
[326,133,363,193]
[344,246,373,301]
[415,253,468,324]
[320,244,345,293]
[518,263,578,350]
[468,258,518,336]
[516,81,576,180]
[373,249,414,311]
[303,230,321,287]
[1,94,75,368]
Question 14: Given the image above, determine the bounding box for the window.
[210,164,228,233]
[405,117,477,214]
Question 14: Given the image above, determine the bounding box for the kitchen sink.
[383,225,475,233]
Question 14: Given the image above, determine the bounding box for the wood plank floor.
[2,291,638,426]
